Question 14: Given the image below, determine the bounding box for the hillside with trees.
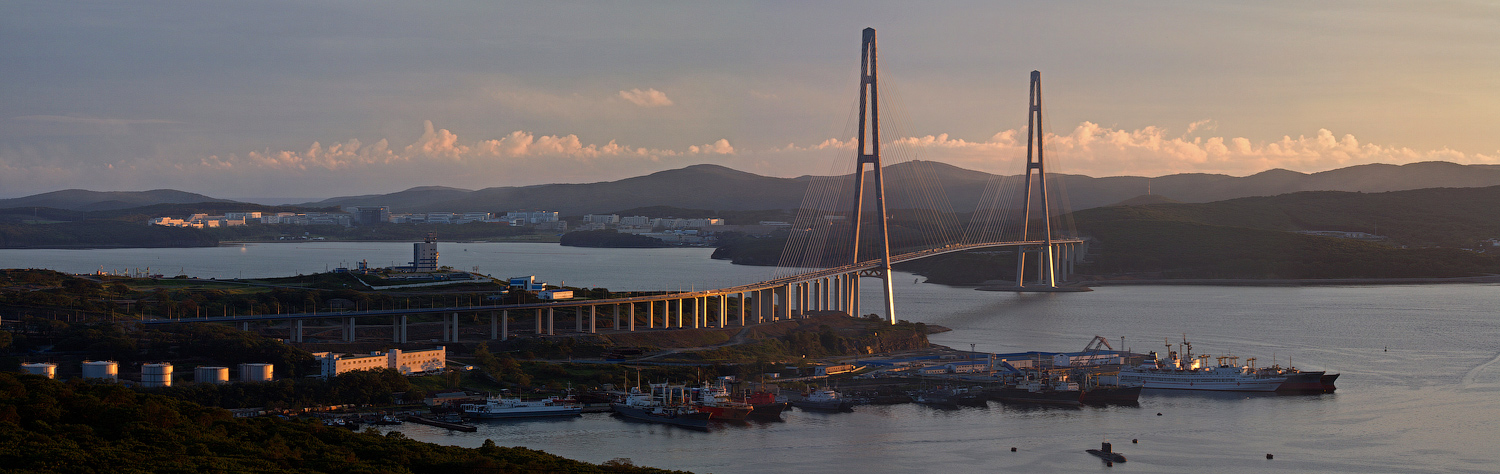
[0,373,686,473]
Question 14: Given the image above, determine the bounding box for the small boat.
[789,387,853,412]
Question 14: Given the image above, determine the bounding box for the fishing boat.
[611,383,713,430]
[692,382,755,421]
[743,391,789,419]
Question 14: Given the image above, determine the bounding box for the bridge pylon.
[1015,70,1057,289]
[849,27,898,324]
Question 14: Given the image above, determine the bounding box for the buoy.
[1011,447,1017,452]
[1132,439,1138,444]
[1266,453,1274,460]
[1157,412,1163,416]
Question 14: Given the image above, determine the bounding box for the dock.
[407,416,478,432]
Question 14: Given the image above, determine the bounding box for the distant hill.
[0,189,238,211]
[1107,194,1182,207]
[300,185,473,210]
[15,160,1500,216]
[1075,185,1500,249]
[303,160,1500,216]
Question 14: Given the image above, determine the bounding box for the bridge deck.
[140,239,1081,325]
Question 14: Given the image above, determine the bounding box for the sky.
[4,1,1500,200]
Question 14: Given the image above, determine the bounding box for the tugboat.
[789,387,853,412]
[611,383,713,430]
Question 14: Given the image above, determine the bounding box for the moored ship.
[743,391,788,419]
[789,387,853,412]
[460,395,582,419]
[1118,337,1337,393]
[611,383,713,430]
[691,382,755,421]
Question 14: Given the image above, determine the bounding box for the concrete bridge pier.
[575,307,583,333]
[547,308,555,335]
[589,305,597,333]
[293,319,303,343]
[242,321,250,332]
[781,284,793,321]
[612,305,620,332]
[675,299,684,328]
[535,309,543,335]
[739,292,748,326]
[647,301,655,329]
[718,295,728,327]
[628,303,636,331]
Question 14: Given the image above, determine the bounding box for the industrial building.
[314,347,446,378]
[21,362,56,379]
[82,360,118,381]
[141,363,173,387]
[239,363,274,382]
[195,366,229,384]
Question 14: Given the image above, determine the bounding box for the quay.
[406,415,477,432]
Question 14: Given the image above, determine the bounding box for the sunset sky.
[4,1,1499,200]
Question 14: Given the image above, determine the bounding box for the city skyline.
[5,1,1499,199]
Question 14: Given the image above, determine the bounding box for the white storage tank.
[239,363,274,382]
[195,366,229,384]
[22,362,57,379]
[82,360,119,381]
[141,363,173,388]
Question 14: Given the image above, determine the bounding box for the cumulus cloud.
[762,121,1500,178]
[198,120,732,173]
[618,88,674,107]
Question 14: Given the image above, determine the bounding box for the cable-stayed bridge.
[143,28,1086,342]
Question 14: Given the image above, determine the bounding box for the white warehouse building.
[314,347,446,378]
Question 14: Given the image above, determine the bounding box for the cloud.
[200,120,732,173]
[760,121,1500,178]
[618,88,674,107]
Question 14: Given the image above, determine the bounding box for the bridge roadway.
[140,238,1084,342]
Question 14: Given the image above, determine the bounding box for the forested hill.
[1076,185,1500,249]
[0,373,689,473]
[1063,186,1500,280]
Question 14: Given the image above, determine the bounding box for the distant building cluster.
[145,206,574,230]
[575,214,727,244]
[150,211,352,228]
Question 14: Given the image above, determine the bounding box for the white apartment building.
[583,214,620,224]
[314,347,446,378]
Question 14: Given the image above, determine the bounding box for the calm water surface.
[4,243,1497,473]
